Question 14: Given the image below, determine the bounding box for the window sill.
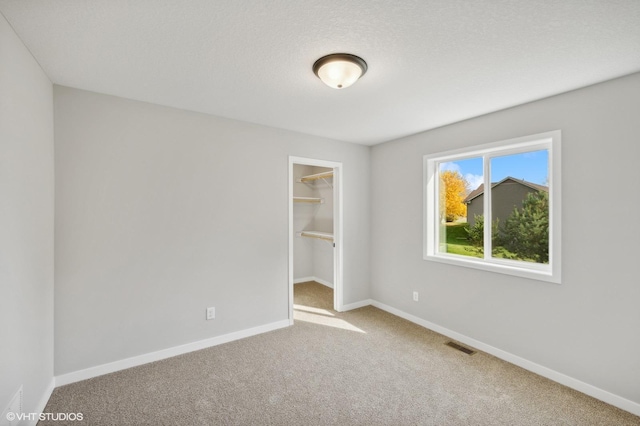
[424,253,560,284]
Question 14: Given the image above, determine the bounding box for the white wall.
[311,167,334,233]
[312,240,334,285]
[371,73,640,406]
[292,165,335,286]
[0,11,54,418]
[311,170,334,284]
[53,86,371,375]
[292,164,316,280]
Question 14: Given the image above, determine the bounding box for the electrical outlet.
[413,291,419,302]
[206,307,215,320]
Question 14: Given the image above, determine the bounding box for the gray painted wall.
[0,12,54,417]
[371,73,640,405]
[53,86,371,375]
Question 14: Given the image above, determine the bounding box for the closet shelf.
[297,231,334,242]
[298,171,333,183]
[293,197,324,204]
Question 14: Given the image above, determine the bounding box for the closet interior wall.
[293,165,334,287]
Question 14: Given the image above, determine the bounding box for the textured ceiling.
[1,1,639,145]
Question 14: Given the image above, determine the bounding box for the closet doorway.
[288,156,343,323]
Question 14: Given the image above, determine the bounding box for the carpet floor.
[41,282,639,425]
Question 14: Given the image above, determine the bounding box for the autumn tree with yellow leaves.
[439,170,469,222]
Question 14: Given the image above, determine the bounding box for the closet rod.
[293,197,324,204]
[296,231,334,242]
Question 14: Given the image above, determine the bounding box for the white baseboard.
[312,277,333,288]
[294,276,333,288]
[55,319,291,387]
[370,300,640,417]
[341,298,373,312]
[28,378,55,426]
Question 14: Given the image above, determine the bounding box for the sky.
[441,149,548,192]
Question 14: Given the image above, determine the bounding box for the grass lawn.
[443,222,544,263]
[443,222,482,258]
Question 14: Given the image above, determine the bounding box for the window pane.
[438,158,483,258]
[489,150,549,263]
[424,131,559,283]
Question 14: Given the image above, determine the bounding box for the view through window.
[424,131,560,283]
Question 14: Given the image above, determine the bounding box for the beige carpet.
[40,282,639,425]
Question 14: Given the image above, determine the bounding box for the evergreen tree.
[502,191,549,263]
[465,214,500,248]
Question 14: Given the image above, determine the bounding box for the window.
[424,131,561,283]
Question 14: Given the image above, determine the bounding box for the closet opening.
[288,156,343,324]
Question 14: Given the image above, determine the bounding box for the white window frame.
[424,130,561,284]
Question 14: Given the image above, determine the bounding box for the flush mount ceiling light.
[312,53,368,89]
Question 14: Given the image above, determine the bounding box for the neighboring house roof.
[463,177,548,204]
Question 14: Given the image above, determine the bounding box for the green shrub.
[502,191,549,263]
[464,215,499,247]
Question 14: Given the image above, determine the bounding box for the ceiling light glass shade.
[313,54,367,89]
